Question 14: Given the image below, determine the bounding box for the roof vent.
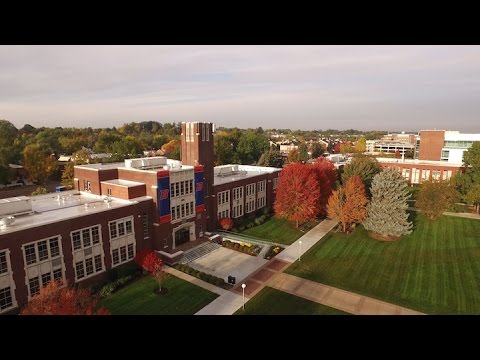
[0,216,15,227]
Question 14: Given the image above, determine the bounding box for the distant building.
[418,130,480,163]
[376,157,463,185]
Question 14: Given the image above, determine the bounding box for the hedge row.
[175,263,226,287]
[98,275,135,298]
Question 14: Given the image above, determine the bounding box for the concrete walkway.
[195,291,246,315]
[276,219,338,263]
[165,267,228,296]
[196,220,338,315]
[443,211,480,220]
[269,272,423,315]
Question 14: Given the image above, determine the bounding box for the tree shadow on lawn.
[408,210,419,230]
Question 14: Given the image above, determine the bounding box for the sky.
[1,45,480,132]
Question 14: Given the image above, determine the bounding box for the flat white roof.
[101,179,145,187]
[0,190,149,236]
[213,164,281,186]
[376,157,463,167]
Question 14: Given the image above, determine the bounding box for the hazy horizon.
[1,45,479,133]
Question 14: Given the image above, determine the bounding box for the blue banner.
[157,174,171,223]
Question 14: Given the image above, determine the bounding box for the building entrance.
[175,227,190,246]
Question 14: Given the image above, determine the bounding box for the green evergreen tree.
[363,167,412,238]
[342,156,381,197]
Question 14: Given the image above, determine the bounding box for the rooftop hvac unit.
[0,196,32,216]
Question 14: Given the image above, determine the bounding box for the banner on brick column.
[194,166,205,213]
[157,171,171,224]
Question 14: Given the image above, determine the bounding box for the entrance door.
[175,227,190,246]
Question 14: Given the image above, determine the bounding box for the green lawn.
[235,286,348,315]
[241,217,317,245]
[286,213,480,314]
[100,275,218,315]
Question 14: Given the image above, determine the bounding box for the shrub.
[110,261,138,281]
[231,227,238,233]
[215,278,224,286]
[262,207,271,215]
[246,222,254,229]
[238,224,246,231]
[219,217,234,230]
[234,217,245,228]
[254,217,263,226]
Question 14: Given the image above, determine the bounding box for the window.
[142,213,149,238]
[180,181,184,196]
[112,249,119,265]
[72,225,104,282]
[109,216,135,268]
[107,188,112,196]
[94,255,103,272]
[0,250,16,313]
[29,277,40,297]
[126,220,132,234]
[85,258,94,276]
[171,207,176,221]
[189,180,193,194]
[83,180,91,191]
[75,262,85,279]
[0,252,7,274]
[23,236,65,298]
[109,223,117,239]
[127,244,134,259]
[41,273,51,286]
[53,269,63,282]
[25,244,36,265]
[0,287,13,311]
[273,177,279,190]
[82,229,91,247]
[118,222,125,237]
[218,190,230,205]
[170,183,175,198]
[49,238,60,257]
[38,241,49,261]
[257,180,266,193]
[92,227,100,244]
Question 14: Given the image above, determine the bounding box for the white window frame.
[22,236,66,299]
[71,224,105,282]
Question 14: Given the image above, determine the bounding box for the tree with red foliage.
[274,163,320,227]
[219,217,234,230]
[21,280,110,315]
[134,249,167,292]
[135,249,162,273]
[309,157,337,217]
[327,175,368,233]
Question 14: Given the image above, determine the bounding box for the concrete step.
[179,242,222,264]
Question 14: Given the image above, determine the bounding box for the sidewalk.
[275,219,338,263]
[268,272,423,315]
[196,219,338,315]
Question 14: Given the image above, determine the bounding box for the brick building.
[0,122,281,313]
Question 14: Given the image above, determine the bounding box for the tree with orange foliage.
[309,157,337,217]
[274,163,320,228]
[21,280,110,315]
[327,175,368,233]
[219,217,234,230]
[161,140,180,156]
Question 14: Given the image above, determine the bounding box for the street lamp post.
[298,240,302,261]
[241,283,246,310]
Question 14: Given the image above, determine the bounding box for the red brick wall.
[0,200,151,310]
[212,171,280,229]
[419,130,445,161]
